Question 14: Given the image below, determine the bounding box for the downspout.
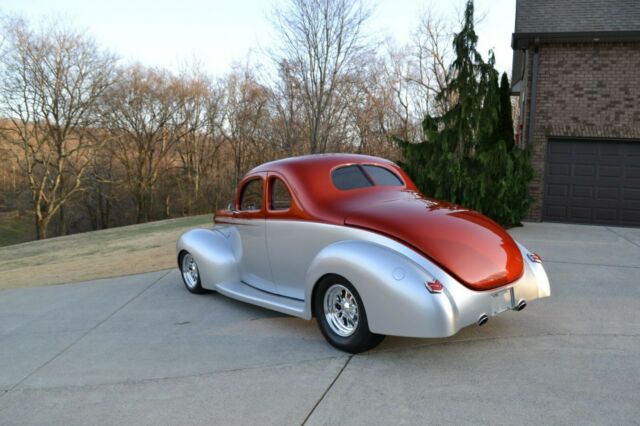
[527,39,540,146]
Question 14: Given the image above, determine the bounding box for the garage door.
[543,139,640,226]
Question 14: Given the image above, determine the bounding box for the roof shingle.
[515,0,640,34]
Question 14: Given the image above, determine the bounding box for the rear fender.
[305,240,457,337]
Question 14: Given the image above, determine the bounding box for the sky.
[1,0,516,76]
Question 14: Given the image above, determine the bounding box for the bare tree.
[346,54,400,157]
[409,11,453,116]
[271,0,373,153]
[268,60,305,156]
[173,67,222,214]
[100,65,182,223]
[0,18,116,238]
[217,64,271,184]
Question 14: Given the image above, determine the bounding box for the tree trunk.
[36,218,48,240]
[164,194,171,218]
[58,205,67,236]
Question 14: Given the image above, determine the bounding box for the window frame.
[238,177,264,212]
[268,176,294,212]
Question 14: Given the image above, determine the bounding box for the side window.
[332,165,373,190]
[362,165,404,186]
[270,178,292,211]
[239,179,263,211]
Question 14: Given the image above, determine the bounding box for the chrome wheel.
[323,284,359,337]
[181,253,199,289]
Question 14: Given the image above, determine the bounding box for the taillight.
[425,279,444,293]
[527,252,542,263]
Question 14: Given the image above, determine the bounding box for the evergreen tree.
[396,0,533,226]
[498,72,514,144]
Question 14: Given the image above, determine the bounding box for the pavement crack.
[301,355,352,425]
[606,227,640,250]
[1,270,170,399]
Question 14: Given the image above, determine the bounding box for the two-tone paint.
[177,154,550,338]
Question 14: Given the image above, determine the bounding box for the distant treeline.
[0,0,458,240]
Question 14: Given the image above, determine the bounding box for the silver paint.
[176,220,551,338]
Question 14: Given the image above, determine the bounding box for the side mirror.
[227,202,239,216]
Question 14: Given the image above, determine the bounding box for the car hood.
[343,193,524,291]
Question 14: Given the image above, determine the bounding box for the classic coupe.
[177,154,550,353]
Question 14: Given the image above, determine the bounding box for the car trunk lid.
[344,194,524,291]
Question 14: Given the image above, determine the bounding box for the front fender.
[176,227,239,290]
[305,240,457,337]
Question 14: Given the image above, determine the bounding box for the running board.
[215,281,307,318]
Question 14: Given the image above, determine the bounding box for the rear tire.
[314,275,384,353]
[179,251,206,294]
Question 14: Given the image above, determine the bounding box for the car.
[176,154,550,353]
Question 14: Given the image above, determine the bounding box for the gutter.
[512,30,640,49]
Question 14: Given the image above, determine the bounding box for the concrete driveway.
[1,222,639,425]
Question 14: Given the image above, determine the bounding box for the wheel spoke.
[182,254,199,289]
[323,284,359,337]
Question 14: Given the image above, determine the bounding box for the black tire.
[179,251,206,294]
[313,275,385,353]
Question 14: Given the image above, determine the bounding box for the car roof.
[245,154,418,224]
[248,153,396,175]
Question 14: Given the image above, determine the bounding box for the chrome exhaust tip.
[514,299,527,312]
[477,314,489,326]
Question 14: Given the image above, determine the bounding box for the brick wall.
[521,42,640,220]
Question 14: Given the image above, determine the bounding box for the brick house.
[511,0,640,226]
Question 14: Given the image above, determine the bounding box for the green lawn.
[0,214,213,290]
[0,214,36,247]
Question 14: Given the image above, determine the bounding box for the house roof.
[515,0,640,35]
[513,0,640,48]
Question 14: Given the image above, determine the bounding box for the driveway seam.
[606,227,640,250]
[6,354,348,393]
[301,355,353,425]
[543,259,640,269]
[0,270,170,398]
[3,331,638,394]
[369,331,640,355]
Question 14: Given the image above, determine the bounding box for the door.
[234,174,276,293]
[264,174,306,300]
[543,139,640,226]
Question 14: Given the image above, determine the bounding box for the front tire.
[179,251,206,294]
[314,275,384,353]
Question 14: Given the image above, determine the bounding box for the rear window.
[331,164,404,191]
[362,165,403,186]
[332,165,373,190]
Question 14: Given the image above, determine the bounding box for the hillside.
[0,214,212,290]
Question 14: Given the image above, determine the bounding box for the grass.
[0,214,36,247]
[0,214,213,290]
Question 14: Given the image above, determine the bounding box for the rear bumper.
[440,247,550,336]
[367,243,550,338]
